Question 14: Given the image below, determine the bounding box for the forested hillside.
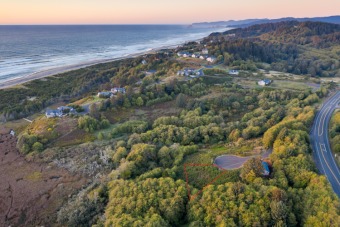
[2,21,340,226]
[207,21,340,77]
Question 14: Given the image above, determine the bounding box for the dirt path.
[0,133,87,226]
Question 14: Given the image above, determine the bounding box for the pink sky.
[1,0,339,24]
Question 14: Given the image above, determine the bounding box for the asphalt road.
[311,90,340,197]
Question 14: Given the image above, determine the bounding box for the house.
[177,68,203,77]
[207,56,217,63]
[9,129,15,136]
[202,48,209,54]
[229,70,239,75]
[258,79,272,86]
[191,53,200,58]
[262,161,270,176]
[46,109,63,118]
[177,68,195,76]
[97,91,113,98]
[111,87,126,94]
[182,52,191,58]
[145,70,157,75]
[196,70,204,76]
[141,60,147,65]
[177,51,190,57]
[57,106,75,114]
[199,54,209,60]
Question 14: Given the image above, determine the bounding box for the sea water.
[0,25,227,84]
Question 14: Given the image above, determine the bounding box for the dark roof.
[46,109,61,115]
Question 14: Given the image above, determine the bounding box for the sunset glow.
[1,0,340,25]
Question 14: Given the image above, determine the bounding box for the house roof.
[46,109,62,115]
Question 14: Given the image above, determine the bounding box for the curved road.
[311,90,340,197]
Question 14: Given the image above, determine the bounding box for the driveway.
[214,149,272,170]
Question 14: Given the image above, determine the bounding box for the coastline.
[0,48,159,90]
[0,40,199,90]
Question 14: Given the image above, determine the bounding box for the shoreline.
[0,40,201,90]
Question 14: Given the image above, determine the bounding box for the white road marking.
[320,143,327,153]
[318,107,331,136]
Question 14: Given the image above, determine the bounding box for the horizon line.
[1,14,339,26]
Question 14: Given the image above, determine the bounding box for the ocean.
[0,25,227,84]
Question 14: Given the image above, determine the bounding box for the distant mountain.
[192,16,340,28]
[212,20,340,39]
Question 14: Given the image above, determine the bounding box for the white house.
[141,60,147,65]
[258,79,272,86]
[46,109,63,118]
[111,87,126,94]
[199,54,208,60]
[191,53,200,58]
[177,51,191,57]
[182,52,191,58]
[202,48,209,54]
[177,68,203,77]
[229,70,239,75]
[207,56,217,63]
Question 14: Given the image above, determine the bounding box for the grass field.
[178,140,263,189]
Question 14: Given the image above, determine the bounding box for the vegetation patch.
[330,111,340,165]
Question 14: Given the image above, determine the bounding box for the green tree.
[97,132,104,140]
[176,93,186,108]
[240,158,264,181]
[32,142,44,152]
[136,97,144,106]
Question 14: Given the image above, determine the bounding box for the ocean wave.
[0,26,229,84]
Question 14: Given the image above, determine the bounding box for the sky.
[1,0,340,25]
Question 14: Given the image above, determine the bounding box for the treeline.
[330,111,340,153]
[203,21,340,77]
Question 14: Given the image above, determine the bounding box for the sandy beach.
[0,50,157,90]
[0,40,189,90]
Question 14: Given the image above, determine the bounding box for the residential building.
[177,51,191,57]
[229,70,239,75]
[111,87,126,94]
[97,91,113,98]
[207,56,217,63]
[258,79,272,86]
[191,53,200,58]
[177,68,203,77]
[57,106,76,114]
[202,48,209,54]
[46,109,63,118]
[199,54,209,60]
